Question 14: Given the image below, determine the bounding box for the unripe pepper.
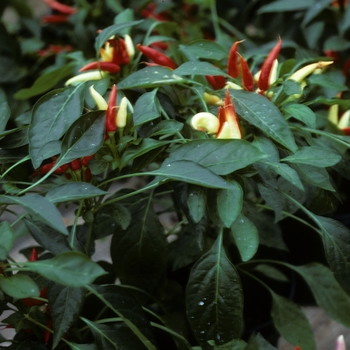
[191,112,220,134]
[117,97,128,129]
[288,61,333,82]
[65,71,107,86]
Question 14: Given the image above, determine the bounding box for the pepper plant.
[1,0,350,349]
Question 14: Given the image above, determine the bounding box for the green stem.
[0,156,30,180]
[84,221,95,255]
[210,0,222,43]
[69,200,84,249]
[159,105,187,142]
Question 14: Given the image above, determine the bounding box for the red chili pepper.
[84,168,92,182]
[205,75,226,90]
[240,56,254,92]
[81,155,94,167]
[70,159,82,171]
[29,248,38,262]
[109,38,130,66]
[41,14,70,23]
[342,59,350,77]
[258,38,282,92]
[137,44,178,69]
[106,85,117,132]
[42,0,77,14]
[79,62,120,74]
[228,40,243,78]
[43,319,53,345]
[216,106,226,137]
[150,41,169,50]
[342,127,350,135]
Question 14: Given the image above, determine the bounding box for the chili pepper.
[29,248,38,262]
[81,155,95,167]
[42,0,77,15]
[79,62,120,74]
[228,40,243,78]
[216,106,226,137]
[203,92,223,106]
[335,335,346,350]
[117,97,128,128]
[225,81,243,90]
[84,168,92,182]
[89,85,108,110]
[294,347,301,350]
[106,85,117,133]
[124,35,135,60]
[42,14,70,23]
[240,56,254,91]
[190,112,220,134]
[258,38,282,92]
[43,320,53,345]
[65,71,108,86]
[136,44,178,69]
[70,159,82,171]
[205,75,226,90]
[109,38,130,66]
[288,61,333,82]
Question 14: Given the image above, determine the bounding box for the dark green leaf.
[133,90,160,126]
[282,146,341,167]
[29,84,85,168]
[117,66,183,89]
[271,293,316,350]
[283,103,316,128]
[0,194,68,235]
[292,263,350,327]
[258,0,314,13]
[308,71,348,91]
[246,333,277,350]
[111,201,167,293]
[304,21,324,50]
[48,282,86,348]
[253,264,289,282]
[94,21,143,52]
[24,220,71,255]
[230,214,259,261]
[0,274,39,299]
[14,63,76,100]
[0,101,10,132]
[66,343,97,350]
[283,80,302,96]
[45,182,107,203]
[257,184,284,222]
[302,0,332,26]
[0,221,14,260]
[324,35,350,51]
[151,160,236,189]
[180,40,227,61]
[58,111,105,165]
[173,61,226,77]
[231,90,297,152]
[27,252,106,287]
[186,233,243,348]
[166,139,268,175]
[340,3,350,35]
[88,285,157,350]
[187,185,207,223]
[0,56,26,83]
[217,181,243,228]
[0,128,28,149]
[149,120,184,137]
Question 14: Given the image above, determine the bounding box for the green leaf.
[282,146,341,167]
[29,84,85,168]
[117,66,183,89]
[57,111,105,165]
[253,264,289,282]
[230,214,259,262]
[94,21,143,53]
[180,40,227,61]
[0,56,26,83]
[308,71,348,91]
[304,21,324,50]
[217,181,243,228]
[133,90,161,126]
[0,221,14,260]
[258,0,314,13]
[283,103,316,128]
[14,63,75,100]
[111,201,167,293]
[66,343,97,350]
[148,120,184,137]
[0,194,68,235]
[45,183,107,203]
[186,233,243,348]
[187,185,207,223]
[302,0,332,26]
[324,35,350,51]
[291,263,350,327]
[0,274,39,299]
[27,252,106,287]
[24,220,71,255]
[151,160,236,189]
[340,3,350,35]
[48,282,86,349]
[88,285,157,350]
[173,61,226,77]
[271,293,316,350]
[231,90,298,152]
[257,184,284,222]
[246,333,277,350]
[166,139,267,175]
[0,101,10,132]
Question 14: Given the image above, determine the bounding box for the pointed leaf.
[0,221,14,260]
[283,103,316,128]
[271,293,316,350]
[187,185,207,223]
[282,146,341,167]
[0,194,68,235]
[45,183,107,203]
[29,84,85,168]
[230,214,259,262]
[217,181,243,228]
[186,233,243,348]
[27,251,106,287]
[0,274,39,299]
[166,139,268,175]
[231,90,297,152]
[117,66,183,89]
[48,283,86,348]
[180,40,227,61]
[58,111,105,165]
[133,90,160,126]
[174,61,226,76]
